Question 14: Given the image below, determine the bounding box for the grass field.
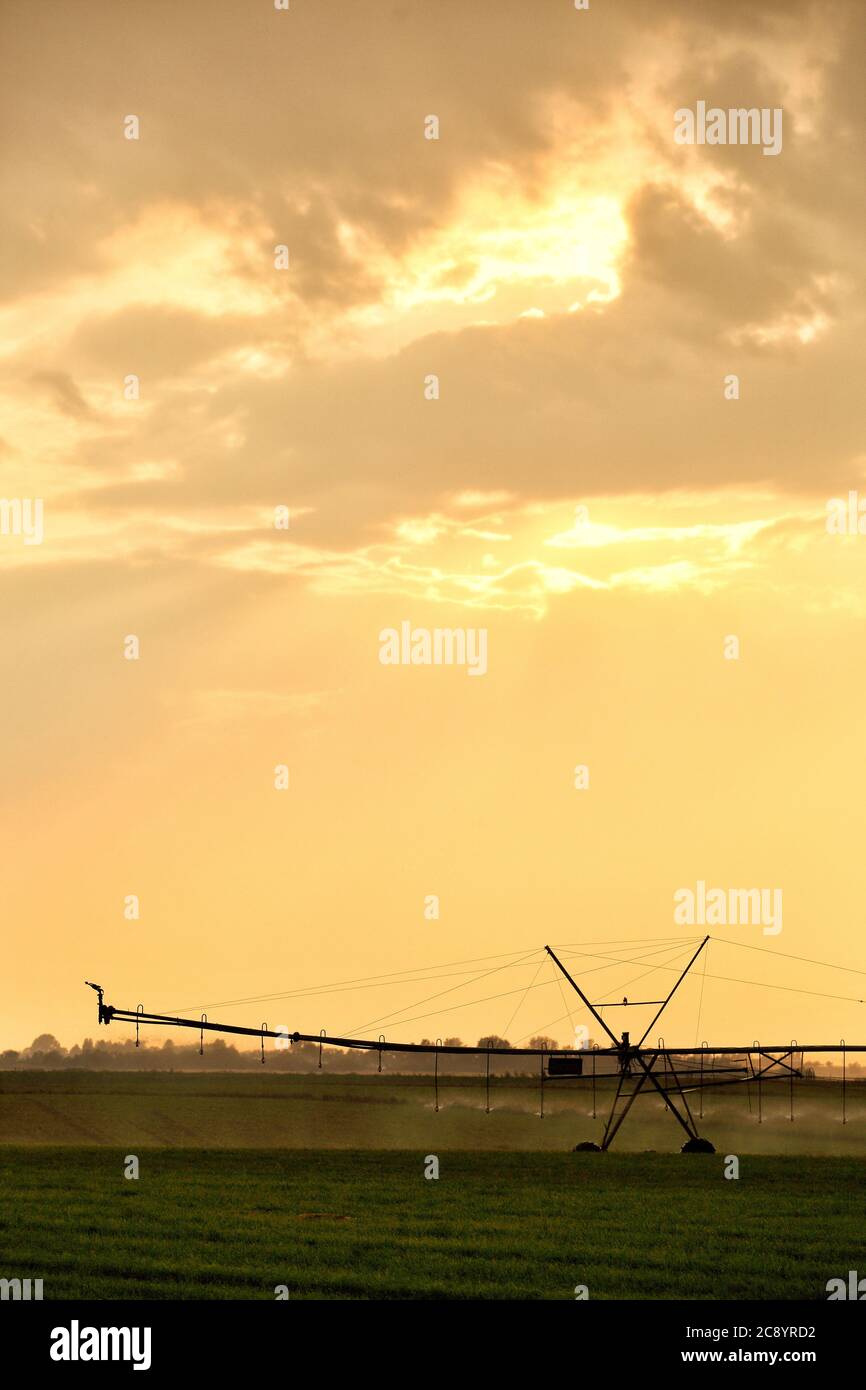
[1,1147,863,1299]
[2,1072,865,1299]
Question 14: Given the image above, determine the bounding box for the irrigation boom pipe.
[87,984,866,1059]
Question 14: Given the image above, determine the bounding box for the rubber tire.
[681,1137,716,1154]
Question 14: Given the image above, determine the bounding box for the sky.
[2,0,865,1056]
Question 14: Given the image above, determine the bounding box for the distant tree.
[477,1035,511,1050]
[529,1035,559,1051]
[442,1038,463,1048]
[27,1033,63,1054]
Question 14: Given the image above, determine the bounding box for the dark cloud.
[0,0,626,304]
[3,0,863,556]
[28,370,94,419]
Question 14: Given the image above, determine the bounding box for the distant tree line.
[0,1031,570,1074]
[11,1035,848,1078]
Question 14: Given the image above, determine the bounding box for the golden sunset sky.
[2,0,865,1054]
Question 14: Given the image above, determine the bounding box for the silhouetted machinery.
[86,937,858,1153]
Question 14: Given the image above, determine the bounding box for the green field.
[1,1072,865,1299]
[1,1147,864,1300]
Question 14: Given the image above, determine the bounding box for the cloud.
[28,371,94,420]
[1,0,862,588]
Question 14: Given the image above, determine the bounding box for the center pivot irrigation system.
[85,935,866,1153]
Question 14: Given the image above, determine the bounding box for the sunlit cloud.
[0,203,281,365]
[208,496,831,617]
